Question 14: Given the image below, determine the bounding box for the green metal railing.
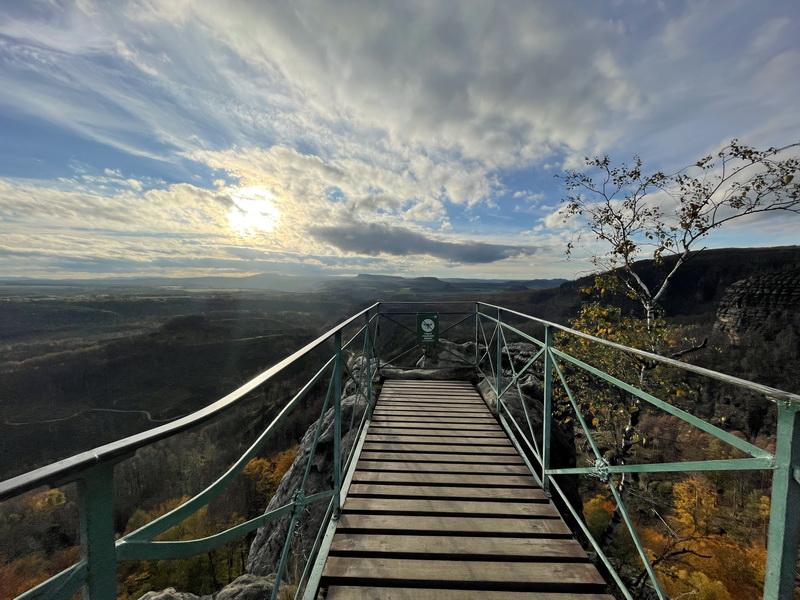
[1,301,798,599]
[474,302,800,600]
[0,303,382,600]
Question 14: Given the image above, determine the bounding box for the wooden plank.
[361,442,518,454]
[381,389,477,394]
[358,452,524,464]
[342,497,559,517]
[385,382,474,386]
[377,401,486,408]
[374,407,497,423]
[326,587,614,600]
[367,427,506,437]
[356,461,530,475]
[379,390,481,396]
[374,409,491,416]
[375,404,491,417]
[384,394,480,398]
[346,484,547,501]
[336,514,569,536]
[321,557,606,588]
[372,418,498,426]
[365,435,513,446]
[330,533,586,559]
[371,420,501,429]
[351,471,538,487]
[373,414,495,421]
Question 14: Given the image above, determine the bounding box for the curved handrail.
[0,302,379,502]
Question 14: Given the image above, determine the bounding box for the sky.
[1,0,799,281]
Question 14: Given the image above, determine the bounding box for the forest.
[0,244,799,599]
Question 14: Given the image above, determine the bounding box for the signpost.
[417,313,439,345]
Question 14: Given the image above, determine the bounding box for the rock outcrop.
[714,267,800,343]
[138,589,206,600]
[245,391,369,577]
[380,338,478,380]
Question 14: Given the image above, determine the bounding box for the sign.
[417,313,439,345]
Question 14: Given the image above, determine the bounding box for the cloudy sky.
[1,0,799,281]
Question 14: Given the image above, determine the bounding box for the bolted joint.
[290,490,307,515]
[593,457,611,482]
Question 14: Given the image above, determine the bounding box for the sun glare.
[227,187,281,236]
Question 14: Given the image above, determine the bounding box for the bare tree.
[559,139,800,338]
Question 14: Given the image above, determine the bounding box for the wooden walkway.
[320,380,613,599]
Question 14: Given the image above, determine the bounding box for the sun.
[227,187,281,236]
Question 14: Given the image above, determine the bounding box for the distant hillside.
[469,246,800,326]
[0,272,568,296]
[320,274,567,298]
[0,273,328,293]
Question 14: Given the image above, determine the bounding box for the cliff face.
[714,267,800,343]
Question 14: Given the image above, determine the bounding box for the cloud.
[311,222,536,264]
[1,1,799,280]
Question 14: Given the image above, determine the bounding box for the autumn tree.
[555,140,800,576]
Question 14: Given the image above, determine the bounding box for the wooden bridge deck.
[320,380,613,599]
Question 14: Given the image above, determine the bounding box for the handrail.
[473,302,799,600]
[1,302,380,600]
[477,301,800,404]
[0,302,379,502]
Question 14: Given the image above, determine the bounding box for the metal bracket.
[291,490,308,514]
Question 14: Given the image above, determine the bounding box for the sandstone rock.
[477,373,580,514]
[214,574,276,600]
[381,338,479,380]
[246,391,368,577]
[715,267,800,343]
[138,588,200,600]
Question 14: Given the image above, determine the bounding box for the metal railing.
[474,302,800,600]
[0,303,382,600]
[1,301,798,599]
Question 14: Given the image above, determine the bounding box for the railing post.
[79,461,117,599]
[495,307,503,398]
[333,330,343,519]
[375,307,381,373]
[542,325,553,496]
[364,312,373,418]
[763,400,800,600]
[474,303,479,369]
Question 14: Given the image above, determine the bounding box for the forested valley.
[1,245,799,599]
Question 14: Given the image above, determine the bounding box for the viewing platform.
[1,301,797,600]
[321,379,612,599]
